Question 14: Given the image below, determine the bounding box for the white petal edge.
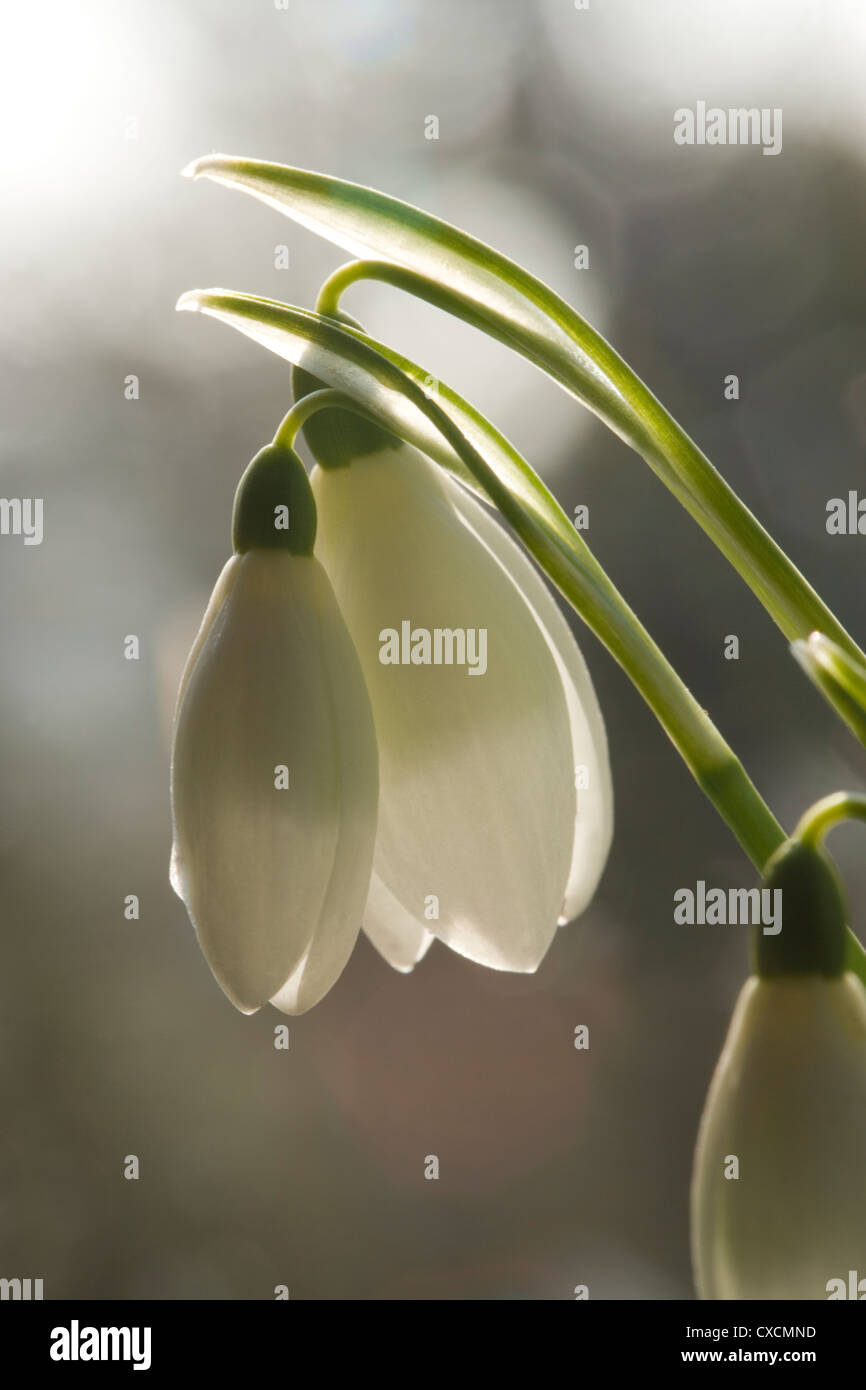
[270,560,380,1013]
[445,476,614,923]
[170,554,242,898]
[362,872,436,973]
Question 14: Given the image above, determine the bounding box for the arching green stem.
[316,259,865,667]
[796,794,866,849]
[788,794,866,978]
[273,388,383,449]
[276,385,784,872]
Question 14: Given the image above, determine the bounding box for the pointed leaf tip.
[181,153,234,181]
[790,630,866,747]
[175,291,202,312]
[181,156,216,179]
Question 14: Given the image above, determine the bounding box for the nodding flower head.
[307,420,613,976]
[170,440,379,1015]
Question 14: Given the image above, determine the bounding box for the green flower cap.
[232,442,317,555]
[754,837,848,979]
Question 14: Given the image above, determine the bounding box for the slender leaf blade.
[177,288,576,547]
[183,155,642,447]
[792,633,866,746]
[184,157,866,671]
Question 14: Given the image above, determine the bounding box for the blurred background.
[1,0,864,1299]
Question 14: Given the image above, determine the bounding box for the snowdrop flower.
[691,839,866,1299]
[170,441,378,1015]
[309,428,613,975]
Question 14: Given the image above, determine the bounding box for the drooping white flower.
[691,970,866,1299]
[170,444,379,1014]
[311,441,613,975]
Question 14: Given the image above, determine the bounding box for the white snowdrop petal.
[171,551,377,1013]
[170,555,244,900]
[172,555,242,720]
[445,477,613,923]
[691,973,866,1300]
[312,445,577,973]
[362,872,435,973]
[269,563,379,1014]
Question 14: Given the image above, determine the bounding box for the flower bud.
[691,970,866,1299]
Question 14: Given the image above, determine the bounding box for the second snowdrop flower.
[309,422,613,976]
[691,837,866,1299]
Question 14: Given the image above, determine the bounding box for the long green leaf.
[183,155,864,666]
[178,288,574,547]
[183,155,644,451]
[792,634,866,747]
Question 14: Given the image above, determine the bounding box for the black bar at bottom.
[0,1298,859,1375]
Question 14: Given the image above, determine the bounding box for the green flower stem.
[316,260,865,667]
[795,793,866,848]
[277,388,785,872]
[273,388,384,449]
[790,794,866,978]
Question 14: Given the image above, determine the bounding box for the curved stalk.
[793,793,866,977]
[316,259,864,666]
[795,793,866,848]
